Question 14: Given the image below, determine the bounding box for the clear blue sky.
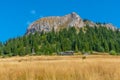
[0,0,120,42]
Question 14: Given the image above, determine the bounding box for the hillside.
[0,12,120,56]
[0,26,120,56]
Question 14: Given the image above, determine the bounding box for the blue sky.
[0,0,120,42]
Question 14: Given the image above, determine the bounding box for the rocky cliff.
[26,12,116,34]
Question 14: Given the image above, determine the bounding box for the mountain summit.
[26,12,116,34]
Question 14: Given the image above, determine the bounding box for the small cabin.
[57,51,74,55]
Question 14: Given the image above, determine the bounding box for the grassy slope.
[0,55,120,80]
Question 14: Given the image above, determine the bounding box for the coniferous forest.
[0,25,120,56]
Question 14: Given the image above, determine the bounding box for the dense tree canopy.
[0,25,120,56]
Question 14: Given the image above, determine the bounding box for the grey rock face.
[26,12,116,34]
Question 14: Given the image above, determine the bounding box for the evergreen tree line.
[0,25,120,56]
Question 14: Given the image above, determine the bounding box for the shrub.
[109,50,117,55]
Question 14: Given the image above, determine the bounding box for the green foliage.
[109,50,117,55]
[0,42,3,55]
[1,25,120,56]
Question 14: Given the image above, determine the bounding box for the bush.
[109,50,117,55]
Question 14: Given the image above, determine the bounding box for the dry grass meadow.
[0,55,120,80]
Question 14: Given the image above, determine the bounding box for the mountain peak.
[70,12,81,20]
[26,12,116,34]
[71,12,79,17]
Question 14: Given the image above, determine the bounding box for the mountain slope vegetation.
[0,25,120,56]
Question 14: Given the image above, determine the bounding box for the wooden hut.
[57,51,74,56]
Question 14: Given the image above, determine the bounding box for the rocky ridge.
[26,12,116,34]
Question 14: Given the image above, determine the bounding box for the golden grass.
[0,55,120,80]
